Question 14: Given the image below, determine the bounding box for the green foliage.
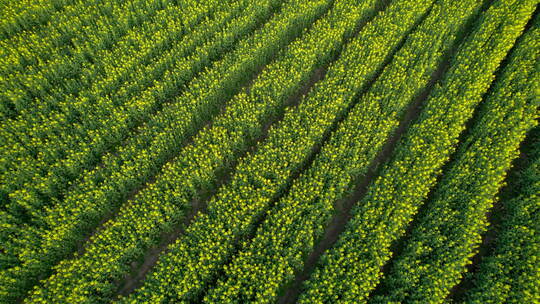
[120,0,446,302]
[202,0,484,302]
[17,0,335,302]
[0,0,537,303]
[297,0,537,302]
[369,14,539,303]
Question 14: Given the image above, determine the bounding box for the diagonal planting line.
[294,0,538,302]
[367,0,498,298]
[274,0,493,301]
[20,0,338,302]
[367,10,538,301]
[119,0,438,302]
[73,0,289,257]
[379,8,534,296]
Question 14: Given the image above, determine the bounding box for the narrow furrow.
[295,0,537,302]
[116,0,439,302]
[271,1,494,303]
[367,11,538,303]
[17,0,334,302]
[459,128,539,304]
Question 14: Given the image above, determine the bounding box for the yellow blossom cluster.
[18,0,334,302]
[370,18,538,304]
[201,0,493,302]
[297,0,537,302]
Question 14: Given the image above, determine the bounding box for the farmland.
[0,0,538,303]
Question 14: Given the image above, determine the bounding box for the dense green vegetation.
[0,0,537,302]
[461,127,539,304]
[369,13,539,303]
[297,0,537,302]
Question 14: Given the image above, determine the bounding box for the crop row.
[3,0,332,301]
[24,0,382,301]
[463,138,540,303]
[296,0,537,302]
[369,15,539,303]
[23,0,338,301]
[0,0,230,195]
[118,0,441,302]
[201,0,485,302]
[0,0,248,234]
[461,23,539,304]
[0,0,270,266]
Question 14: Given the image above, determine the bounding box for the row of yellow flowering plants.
[3,0,329,302]
[202,0,485,302]
[463,140,539,303]
[0,0,173,117]
[461,23,539,304]
[296,0,538,302]
[1,0,284,266]
[22,1,364,301]
[0,0,247,249]
[0,0,249,267]
[369,16,539,303]
[115,0,450,301]
[0,0,71,40]
[0,0,230,206]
